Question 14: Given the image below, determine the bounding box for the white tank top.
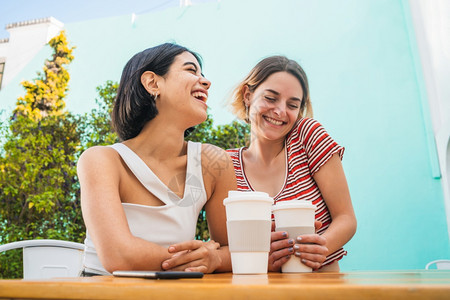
[82,141,207,275]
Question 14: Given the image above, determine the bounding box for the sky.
[0,0,216,39]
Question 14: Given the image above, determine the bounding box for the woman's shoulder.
[201,143,232,164]
[225,147,242,158]
[78,145,121,170]
[293,117,322,131]
[225,147,240,153]
[288,117,323,140]
[200,143,235,179]
[200,143,237,200]
[80,145,118,158]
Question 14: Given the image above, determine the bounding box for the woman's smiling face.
[157,51,211,128]
[245,71,303,143]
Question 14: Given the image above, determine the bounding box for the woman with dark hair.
[227,56,356,272]
[77,43,236,275]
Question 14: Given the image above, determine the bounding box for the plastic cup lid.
[223,191,274,205]
[272,200,316,211]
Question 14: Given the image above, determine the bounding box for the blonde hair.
[230,56,313,123]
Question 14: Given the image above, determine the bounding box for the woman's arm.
[78,146,172,273]
[161,144,237,273]
[294,153,357,270]
[203,145,237,272]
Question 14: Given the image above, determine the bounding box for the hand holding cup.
[268,220,325,272]
[272,200,318,273]
[293,229,328,271]
[268,221,293,272]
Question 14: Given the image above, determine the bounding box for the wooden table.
[0,271,449,299]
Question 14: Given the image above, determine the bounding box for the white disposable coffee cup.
[272,200,316,273]
[223,191,273,274]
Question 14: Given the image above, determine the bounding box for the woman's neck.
[123,118,187,161]
[246,136,285,166]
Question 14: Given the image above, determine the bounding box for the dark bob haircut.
[111,43,202,141]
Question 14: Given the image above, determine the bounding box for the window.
[0,62,4,90]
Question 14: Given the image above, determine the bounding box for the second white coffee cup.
[272,200,316,273]
[223,191,273,274]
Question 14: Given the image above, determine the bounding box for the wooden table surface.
[0,270,449,300]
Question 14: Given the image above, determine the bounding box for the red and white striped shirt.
[226,118,346,267]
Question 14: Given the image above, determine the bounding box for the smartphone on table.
[112,270,204,279]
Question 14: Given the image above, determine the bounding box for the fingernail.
[294,244,300,250]
[295,251,301,256]
[301,259,307,263]
[285,255,291,260]
[288,239,294,245]
[297,237,302,241]
[288,247,294,253]
[168,246,175,252]
[162,262,169,269]
[282,232,288,238]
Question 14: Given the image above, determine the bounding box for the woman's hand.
[269,220,325,272]
[293,222,328,270]
[161,240,221,273]
[268,221,294,272]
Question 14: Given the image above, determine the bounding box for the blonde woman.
[227,56,356,272]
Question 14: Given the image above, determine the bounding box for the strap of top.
[184,141,207,209]
[109,141,206,207]
[110,143,172,205]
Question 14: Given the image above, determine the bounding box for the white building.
[0,17,63,90]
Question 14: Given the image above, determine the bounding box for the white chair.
[425,259,450,270]
[0,239,84,279]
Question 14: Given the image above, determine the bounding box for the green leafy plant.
[0,31,83,279]
[81,80,119,148]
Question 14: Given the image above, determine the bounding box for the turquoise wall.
[0,0,448,270]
